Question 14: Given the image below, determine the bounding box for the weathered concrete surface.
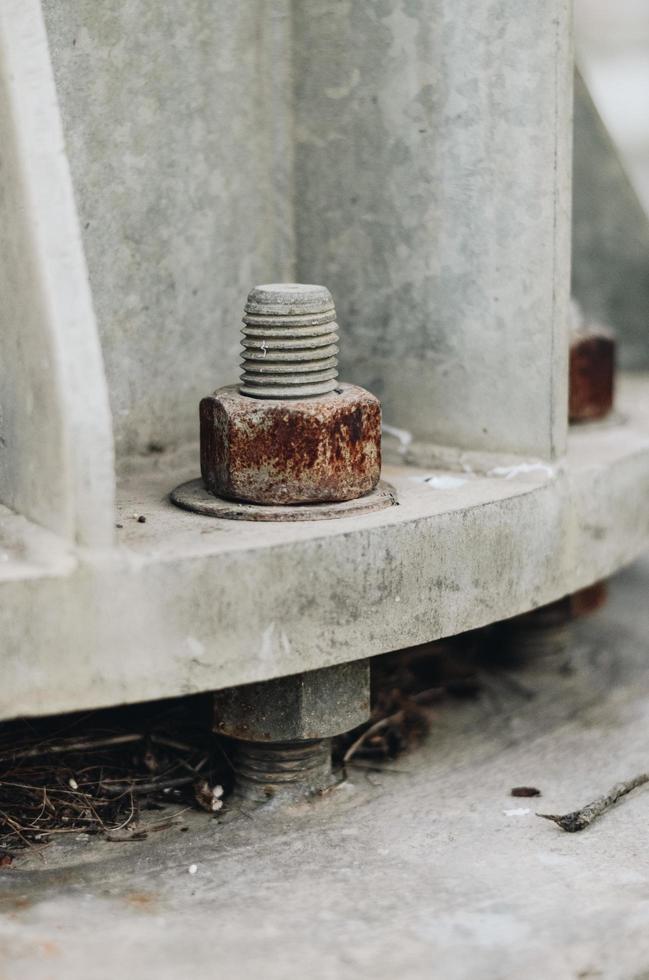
[572,70,649,369]
[41,1,572,462]
[42,0,294,458]
[0,2,115,546]
[0,379,649,717]
[2,558,649,979]
[294,0,572,459]
[1,374,649,721]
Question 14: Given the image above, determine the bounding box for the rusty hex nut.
[569,328,615,423]
[200,382,381,505]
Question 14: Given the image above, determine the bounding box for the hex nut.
[213,661,371,742]
[200,382,381,505]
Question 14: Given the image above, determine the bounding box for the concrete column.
[572,70,649,370]
[294,0,573,460]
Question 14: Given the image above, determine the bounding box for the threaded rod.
[229,738,335,802]
[240,283,339,399]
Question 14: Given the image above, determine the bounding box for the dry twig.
[0,733,144,764]
[0,699,231,856]
[343,711,404,764]
[538,773,649,832]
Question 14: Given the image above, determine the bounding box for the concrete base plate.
[3,558,649,979]
[169,478,396,521]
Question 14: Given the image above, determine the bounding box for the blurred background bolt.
[503,581,608,662]
[569,301,616,423]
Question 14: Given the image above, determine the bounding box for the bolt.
[569,301,615,423]
[202,286,377,800]
[504,582,608,662]
[214,661,370,803]
[199,283,381,505]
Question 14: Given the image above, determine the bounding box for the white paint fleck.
[382,423,413,453]
[260,623,277,663]
[185,636,205,658]
[413,474,468,490]
[488,463,555,480]
[503,807,531,817]
[188,864,198,875]
[280,630,291,658]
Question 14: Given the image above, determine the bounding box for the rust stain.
[38,940,61,957]
[569,580,608,617]
[200,383,381,505]
[1,895,33,915]
[125,891,157,911]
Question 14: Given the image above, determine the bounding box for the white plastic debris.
[188,864,198,875]
[68,777,78,790]
[211,785,224,812]
[503,807,531,817]
[195,780,225,812]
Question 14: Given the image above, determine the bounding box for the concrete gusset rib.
[0,1,115,547]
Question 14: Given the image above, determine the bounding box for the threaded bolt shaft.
[228,738,335,803]
[240,283,339,399]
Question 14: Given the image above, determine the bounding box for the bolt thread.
[229,738,334,802]
[240,284,339,399]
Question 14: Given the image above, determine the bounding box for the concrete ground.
[2,558,649,980]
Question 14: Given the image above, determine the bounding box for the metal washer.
[170,478,396,522]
